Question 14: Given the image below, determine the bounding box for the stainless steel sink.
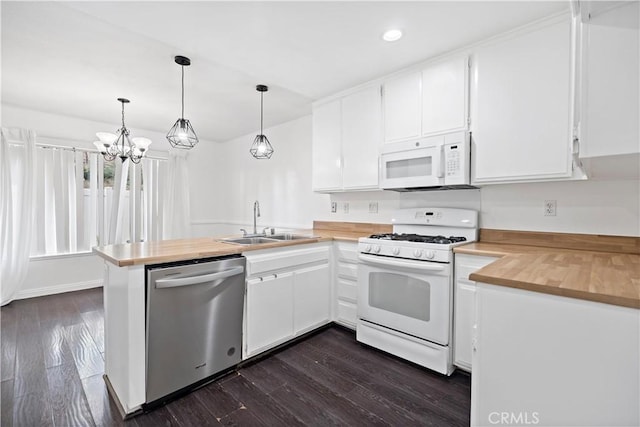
[221,237,278,245]
[268,233,317,241]
[220,234,316,245]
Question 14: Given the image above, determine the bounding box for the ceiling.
[1,1,568,144]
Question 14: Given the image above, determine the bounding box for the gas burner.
[368,233,467,245]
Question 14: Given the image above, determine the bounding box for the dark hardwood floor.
[1,288,471,426]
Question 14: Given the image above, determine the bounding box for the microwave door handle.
[436,143,445,178]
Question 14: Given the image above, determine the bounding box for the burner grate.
[368,233,467,245]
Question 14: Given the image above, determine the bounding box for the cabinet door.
[246,272,294,357]
[293,263,330,334]
[454,280,476,371]
[341,85,382,189]
[422,56,468,136]
[312,100,342,191]
[383,72,422,143]
[472,19,573,183]
[581,2,639,157]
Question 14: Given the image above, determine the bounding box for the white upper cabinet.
[422,56,469,136]
[580,1,639,158]
[383,56,469,144]
[383,72,422,143]
[471,18,574,184]
[312,99,342,191]
[341,86,382,189]
[312,84,382,192]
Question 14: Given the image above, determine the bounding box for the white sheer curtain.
[163,151,191,239]
[1,128,36,306]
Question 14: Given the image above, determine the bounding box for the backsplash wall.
[192,114,639,237]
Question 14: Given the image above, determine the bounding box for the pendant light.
[250,84,274,159]
[167,55,198,149]
[93,98,151,164]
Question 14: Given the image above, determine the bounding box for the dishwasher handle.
[155,266,245,289]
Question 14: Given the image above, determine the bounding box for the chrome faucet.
[253,200,260,235]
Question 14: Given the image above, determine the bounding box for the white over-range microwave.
[379,131,474,191]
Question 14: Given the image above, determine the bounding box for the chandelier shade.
[250,84,274,159]
[94,98,151,164]
[167,55,198,149]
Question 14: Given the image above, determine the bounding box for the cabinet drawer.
[337,262,358,281]
[335,242,359,263]
[246,244,329,277]
[337,300,357,328]
[337,278,357,302]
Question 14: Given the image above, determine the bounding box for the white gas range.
[356,207,478,375]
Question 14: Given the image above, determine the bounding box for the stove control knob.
[373,245,381,254]
[392,247,400,256]
[425,250,436,260]
[364,244,372,252]
[413,249,423,258]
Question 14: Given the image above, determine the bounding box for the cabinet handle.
[274,273,278,279]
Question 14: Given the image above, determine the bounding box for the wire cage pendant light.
[250,84,274,159]
[93,98,151,164]
[167,55,198,149]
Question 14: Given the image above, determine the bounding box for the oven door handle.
[358,254,447,272]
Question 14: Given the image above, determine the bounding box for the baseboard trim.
[15,279,102,300]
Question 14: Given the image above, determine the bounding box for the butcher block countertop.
[93,221,389,267]
[456,230,640,309]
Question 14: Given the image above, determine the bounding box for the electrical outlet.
[544,200,557,216]
[369,202,379,214]
[343,202,349,214]
[331,202,337,213]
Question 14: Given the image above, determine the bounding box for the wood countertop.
[93,222,380,267]
[456,231,640,309]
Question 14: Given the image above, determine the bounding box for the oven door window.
[369,272,430,321]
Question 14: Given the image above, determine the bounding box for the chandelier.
[94,98,151,164]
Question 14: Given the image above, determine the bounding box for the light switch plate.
[368,202,378,214]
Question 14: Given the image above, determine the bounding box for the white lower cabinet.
[246,273,294,357]
[293,263,331,334]
[453,253,498,371]
[243,243,331,359]
[334,241,359,329]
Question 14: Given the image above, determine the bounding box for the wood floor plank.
[192,381,243,419]
[1,307,17,381]
[13,331,48,398]
[259,356,389,426]
[269,384,345,426]
[81,374,130,427]
[166,391,221,426]
[134,406,180,427]
[237,358,288,394]
[1,379,14,427]
[47,362,96,427]
[64,323,105,379]
[12,389,54,427]
[81,310,106,353]
[41,324,76,369]
[218,406,267,426]
[221,373,305,426]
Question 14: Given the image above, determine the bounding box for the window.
[30,146,166,257]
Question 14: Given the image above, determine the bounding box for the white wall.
[190,115,640,237]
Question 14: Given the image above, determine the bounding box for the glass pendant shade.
[250,134,274,159]
[167,118,198,149]
[250,84,274,159]
[95,99,151,164]
[167,56,198,149]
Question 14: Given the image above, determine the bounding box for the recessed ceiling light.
[382,29,403,42]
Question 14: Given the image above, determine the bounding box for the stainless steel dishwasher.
[145,254,245,403]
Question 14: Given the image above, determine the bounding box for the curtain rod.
[7,136,169,161]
